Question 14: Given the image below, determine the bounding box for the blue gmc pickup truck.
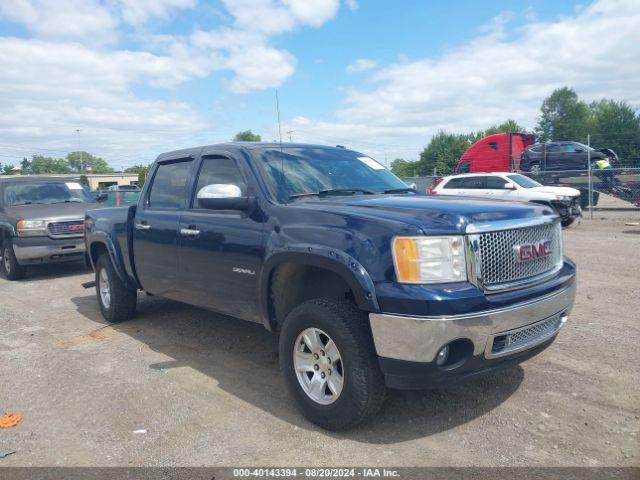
[85,143,576,430]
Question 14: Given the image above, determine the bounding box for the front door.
[133,158,194,296]
[178,155,264,322]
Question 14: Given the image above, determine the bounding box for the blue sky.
[0,0,638,169]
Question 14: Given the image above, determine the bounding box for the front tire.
[1,239,26,280]
[279,298,386,430]
[561,217,576,228]
[95,254,137,322]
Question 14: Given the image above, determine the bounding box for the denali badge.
[232,267,255,276]
[515,240,552,262]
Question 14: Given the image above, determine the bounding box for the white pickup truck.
[429,172,582,227]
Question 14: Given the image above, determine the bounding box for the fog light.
[436,345,450,366]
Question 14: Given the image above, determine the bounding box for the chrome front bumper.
[13,237,85,263]
[369,282,576,363]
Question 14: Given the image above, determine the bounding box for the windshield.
[507,174,542,189]
[257,147,410,202]
[3,181,95,206]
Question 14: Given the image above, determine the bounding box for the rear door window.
[458,177,484,189]
[148,160,193,209]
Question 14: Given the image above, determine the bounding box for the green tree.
[2,164,16,175]
[233,130,261,142]
[67,151,114,173]
[390,158,420,177]
[535,87,592,142]
[589,99,640,165]
[30,155,71,174]
[418,132,474,175]
[483,119,528,136]
[124,164,151,186]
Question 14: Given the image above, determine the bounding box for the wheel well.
[89,242,109,266]
[0,228,7,244]
[269,263,356,331]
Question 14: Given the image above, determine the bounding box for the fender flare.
[0,222,16,239]
[88,232,139,290]
[258,245,380,331]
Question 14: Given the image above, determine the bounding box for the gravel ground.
[0,217,638,467]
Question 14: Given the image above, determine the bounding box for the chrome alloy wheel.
[3,248,11,273]
[99,268,111,309]
[293,327,344,405]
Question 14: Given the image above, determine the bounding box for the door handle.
[135,222,151,230]
[180,228,200,237]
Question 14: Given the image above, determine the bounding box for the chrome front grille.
[473,221,562,291]
[47,220,84,238]
[487,312,565,358]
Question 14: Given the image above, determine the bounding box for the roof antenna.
[276,89,283,152]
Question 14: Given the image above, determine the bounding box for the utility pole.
[286,130,294,142]
[76,129,84,173]
[587,134,593,220]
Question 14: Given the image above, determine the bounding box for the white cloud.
[221,0,340,35]
[0,0,345,167]
[346,58,377,73]
[109,0,197,26]
[0,0,118,44]
[287,0,640,161]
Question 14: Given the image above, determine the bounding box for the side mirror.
[95,193,108,203]
[197,184,251,210]
[505,183,516,190]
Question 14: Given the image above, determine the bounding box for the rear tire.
[279,298,387,430]
[95,254,137,323]
[1,239,26,281]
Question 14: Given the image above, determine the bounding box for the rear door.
[133,158,194,297]
[177,153,264,322]
[545,144,565,171]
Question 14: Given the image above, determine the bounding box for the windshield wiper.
[49,200,84,204]
[289,188,376,200]
[10,201,44,206]
[382,187,415,194]
[320,188,376,196]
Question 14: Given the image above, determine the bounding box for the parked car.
[429,172,582,227]
[85,143,576,430]
[0,176,106,279]
[520,141,618,174]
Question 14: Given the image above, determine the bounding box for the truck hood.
[528,186,581,197]
[294,194,555,235]
[4,202,101,222]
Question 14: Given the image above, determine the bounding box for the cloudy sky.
[0,0,639,170]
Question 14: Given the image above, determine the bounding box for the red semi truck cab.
[455,132,536,173]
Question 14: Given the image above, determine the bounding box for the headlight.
[392,236,467,284]
[16,219,47,236]
[554,195,572,201]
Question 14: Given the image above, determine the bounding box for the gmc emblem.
[67,224,84,232]
[515,240,552,262]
